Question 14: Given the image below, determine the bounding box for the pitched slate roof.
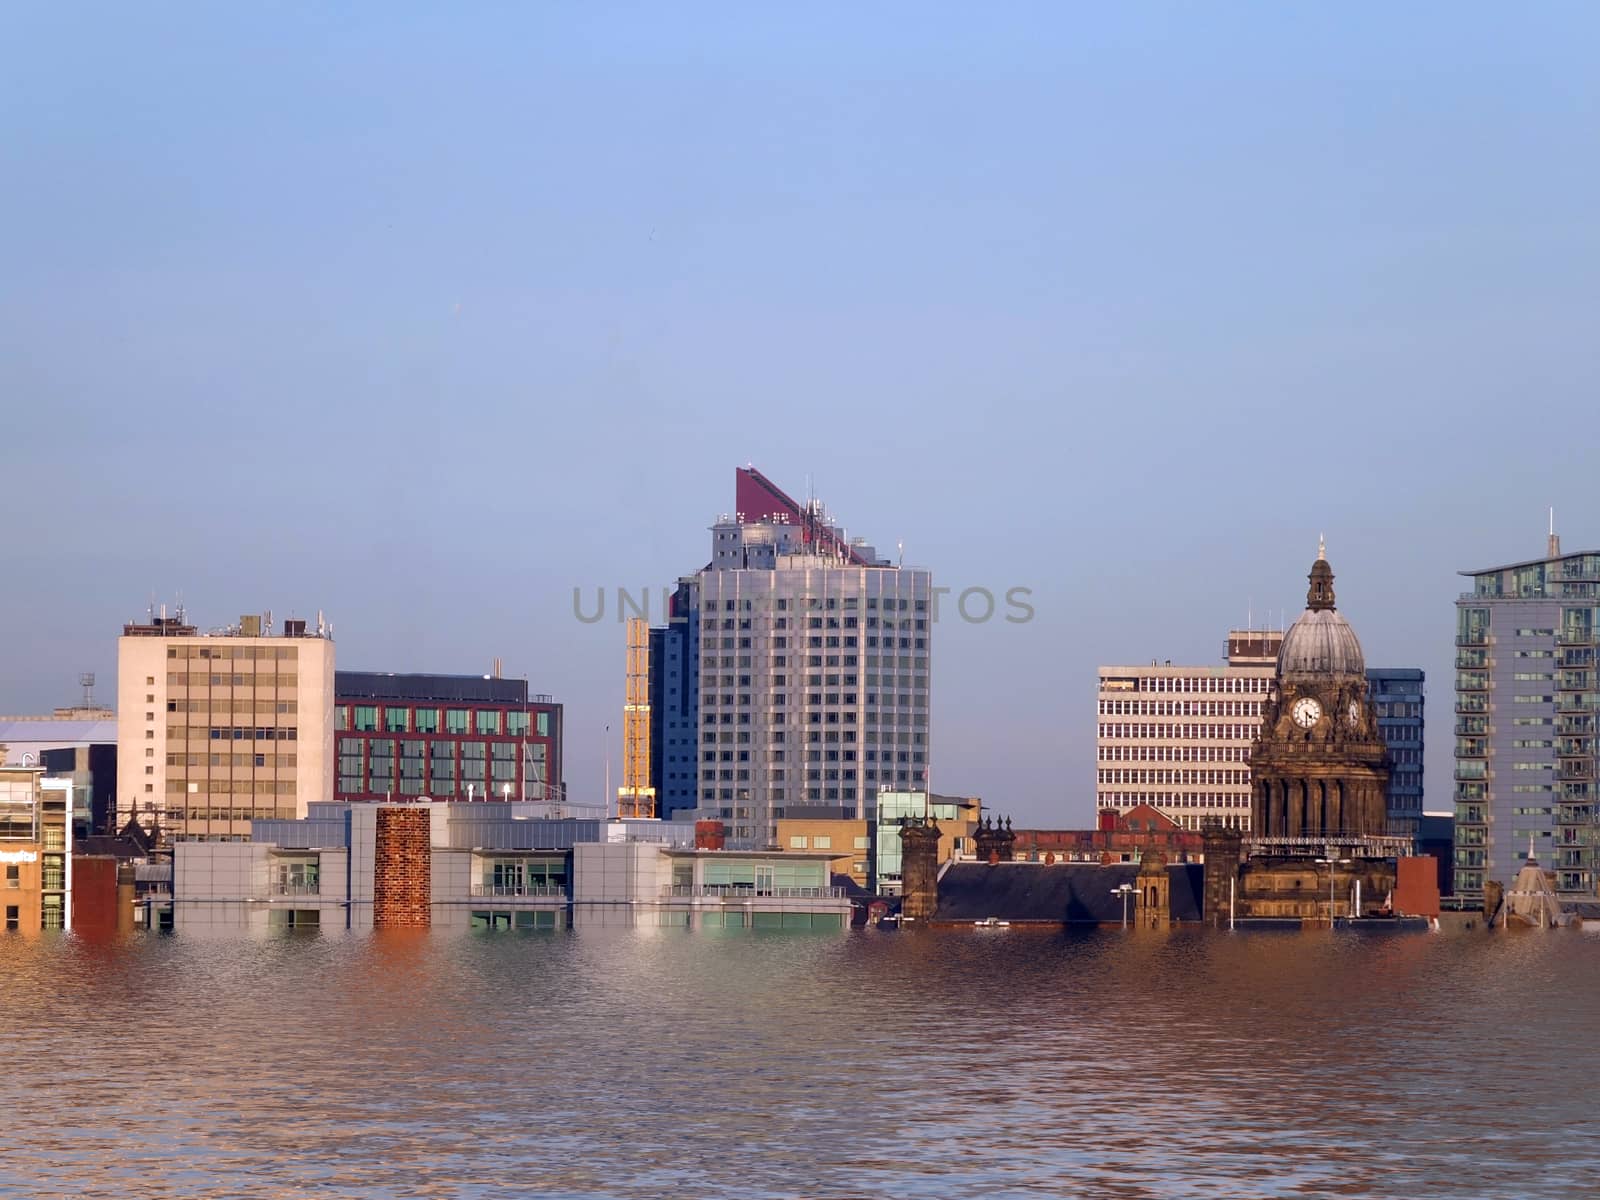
[936,861,1204,924]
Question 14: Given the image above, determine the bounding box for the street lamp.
[1112,882,1135,928]
[1316,851,1352,928]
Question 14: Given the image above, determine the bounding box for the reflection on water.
[4,927,1599,1199]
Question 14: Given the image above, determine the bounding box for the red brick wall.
[374,808,431,928]
[1394,855,1441,918]
[72,855,120,938]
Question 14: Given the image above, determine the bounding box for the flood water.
[4,925,1597,1199]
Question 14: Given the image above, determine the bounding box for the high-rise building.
[1095,630,1282,832]
[1367,668,1425,836]
[117,610,334,841]
[688,468,932,848]
[1454,528,1600,898]
[333,672,563,804]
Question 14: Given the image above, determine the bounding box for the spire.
[1306,544,1336,612]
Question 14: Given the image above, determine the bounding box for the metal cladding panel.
[253,819,349,849]
[335,672,531,705]
[445,817,602,851]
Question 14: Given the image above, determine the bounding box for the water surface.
[4,926,1595,1199]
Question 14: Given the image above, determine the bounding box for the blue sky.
[3,4,1597,824]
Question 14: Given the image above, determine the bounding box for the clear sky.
[3,4,1598,825]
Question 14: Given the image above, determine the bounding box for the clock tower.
[1249,542,1391,841]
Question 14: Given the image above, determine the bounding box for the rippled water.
[4,925,1597,1199]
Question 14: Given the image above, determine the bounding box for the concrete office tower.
[1455,526,1600,898]
[690,468,932,849]
[1096,630,1282,832]
[117,609,334,841]
[1367,668,1426,836]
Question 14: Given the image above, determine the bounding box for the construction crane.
[617,617,656,819]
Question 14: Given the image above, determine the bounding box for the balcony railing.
[660,884,847,900]
[468,884,568,898]
[272,883,321,897]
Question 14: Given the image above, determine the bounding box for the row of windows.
[1373,702,1423,718]
[700,781,917,804]
[167,673,300,687]
[166,753,296,768]
[704,749,923,764]
[337,707,548,736]
[701,763,923,783]
[166,699,298,714]
[701,693,928,708]
[1098,769,1250,786]
[170,727,300,742]
[1102,676,1270,694]
[1099,792,1249,809]
[702,597,925,612]
[166,645,299,660]
[706,615,924,631]
[165,779,296,794]
[1099,700,1263,717]
[1098,745,1251,763]
[1098,723,1261,741]
[339,740,528,761]
[698,730,925,746]
[701,670,929,688]
[700,711,929,727]
[702,654,924,669]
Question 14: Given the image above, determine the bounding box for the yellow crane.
[617,617,656,819]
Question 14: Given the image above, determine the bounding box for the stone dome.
[1278,608,1366,677]
[1277,542,1366,677]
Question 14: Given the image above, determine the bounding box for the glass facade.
[874,791,965,889]
[1368,668,1425,837]
[332,696,562,803]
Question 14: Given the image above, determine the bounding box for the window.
[384,707,409,733]
[353,706,378,732]
[446,709,470,735]
[507,711,530,736]
[476,710,502,735]
[789,835,808,848]
[813,835,831,849]
[414,708,440,734]
[4,866,16,889]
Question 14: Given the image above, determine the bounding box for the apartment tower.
[1454,526,1600,898]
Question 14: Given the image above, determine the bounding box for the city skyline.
[5,6,1600,825]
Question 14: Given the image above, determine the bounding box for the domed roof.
[1279,608,1366,677]
[1277,540,1366,677]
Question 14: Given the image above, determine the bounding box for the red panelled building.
[334,673,563,803]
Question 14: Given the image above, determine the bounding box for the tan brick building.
[117,611,334,841]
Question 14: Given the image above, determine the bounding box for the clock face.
[1347,701,1361,726]
[1292,697,1323,728]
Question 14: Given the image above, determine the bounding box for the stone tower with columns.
[1249,541,1392,843]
